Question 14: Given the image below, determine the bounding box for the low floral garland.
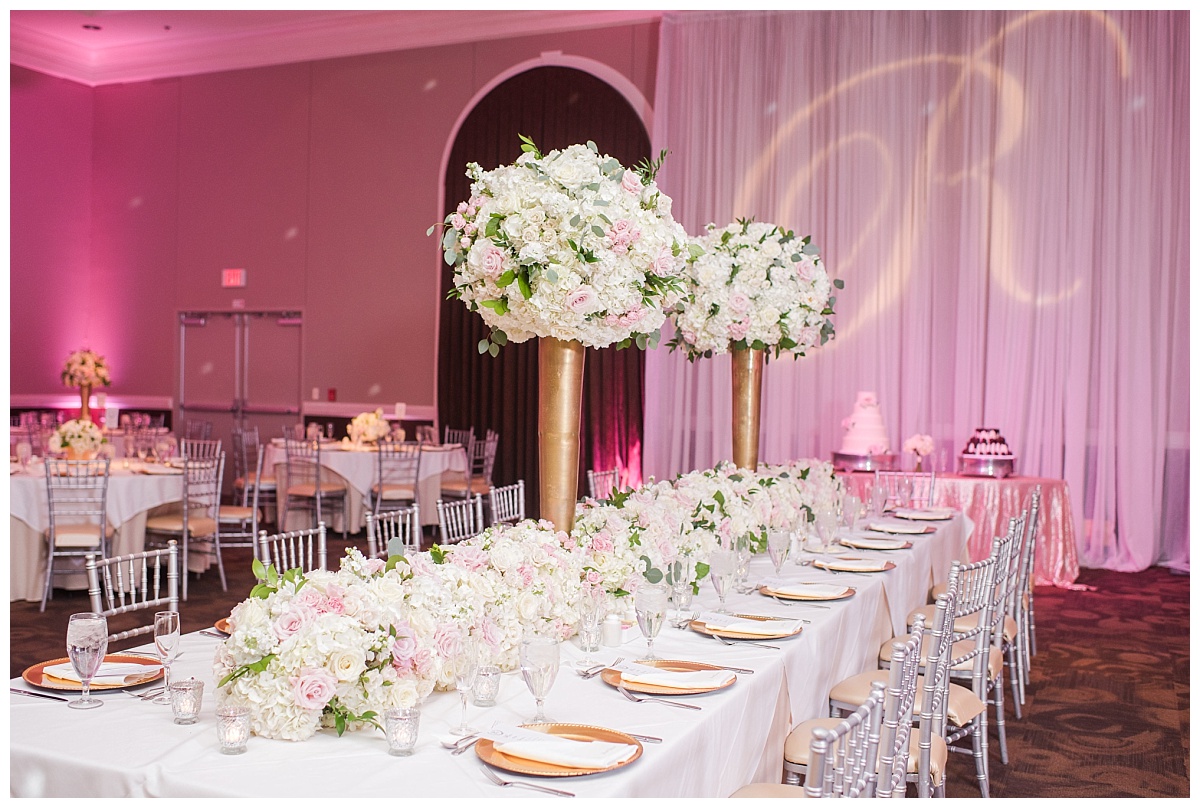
[669,219,839,360]
[348,409,390,443]
[50,419,106,455]
[61,348,111,388]
[213,459,842,741]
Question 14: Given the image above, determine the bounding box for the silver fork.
[617,685,701,711]
[124,687,166,701]
[480,765,576,797]
[711,634,779,651]
[580,657,623,679]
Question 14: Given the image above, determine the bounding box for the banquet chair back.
[282,437,348,539]
[876,614,928,798]
[86,541,179,644]
[443,426,474,447]
[373,438,422,515]
[366,505,421,559]
[218,450,264,567]
[184,419,213,440]
[488,480,526,525]
[146,454,224,601]
[983,513,1026,764]
[913,584,959,798]
[257,523,328,574]
[180,438,222,461]
[41,458,112,611]
[415,425,439,444]
[587,468,620,500]
[808,682,887,798]
[874,470,936,509]
[437,495,485,545]
[231,425,276,518]
[1016,486,1042,696]
[282,423,306,440]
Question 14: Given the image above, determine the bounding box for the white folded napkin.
[493,735,639,769]
[140,465,182,475]
[620,666,735,690]
[769,582,849,598]
[43,661,160,686]
[705,617,802,636]
[841,536,908,550]
[867,521,930,535]
[816,557,888,572]
[893,507,954,520]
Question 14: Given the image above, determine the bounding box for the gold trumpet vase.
[538,337,586,533]
[79,384,92,422]
[731,346,764,470]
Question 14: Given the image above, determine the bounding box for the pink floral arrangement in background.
[902,434,935,458]
[61,348,111,389]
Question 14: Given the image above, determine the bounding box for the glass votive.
[472,665,501,707]
[384,706,420,756]
[169,679,204,725]
[216,705,251,755]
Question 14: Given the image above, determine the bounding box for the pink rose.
[315,595,344,615]
[412,648,434,677]
[653,247,675,275]
[363,558,385,575]
[294,588,322,608]
[451,213,466,230]
[585,570,601,585]
[291,668,337,710]
[728,319,750,339]
[566,286,596,314]
[391,627,418,668]
[482,246,505,280]
[452,544,490,572]
[456,202,468,214]
[407,554,434,576]
[516,564,534,588]
[796,257,816,282]
[621,170,642,195]
[433,623,462,660]
[728,291,751,314]
[272,608,310,640]
[478,618,503,653]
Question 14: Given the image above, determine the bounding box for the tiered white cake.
[832,392,897,471]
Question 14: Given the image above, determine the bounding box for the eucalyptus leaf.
[477,339,490,355]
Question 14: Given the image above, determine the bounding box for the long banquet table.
[10,513,971,798]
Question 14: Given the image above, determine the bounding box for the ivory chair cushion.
[729,783,810,798]
[784,717,843,765]
[145,514,218,537]
[235,474,276,490]
[287,482,346,498]
[784,717,946,787]
[907,733,948,786]
[372,483,416,501]
[831,671,984,726]
[910,603,1017,643]
[440,476,490,496]
[878,636,1004,679]
[47,523,108,548]
[218,505,259,523]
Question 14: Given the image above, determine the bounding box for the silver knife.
[627,732,663,744]
[10,687,69,703]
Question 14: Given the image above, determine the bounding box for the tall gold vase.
[731,346,764,470]
[79,384,92,422]
[538,337,586,533]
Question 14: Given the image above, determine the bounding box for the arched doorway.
[438,66,651,517]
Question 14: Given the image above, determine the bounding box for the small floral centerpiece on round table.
[61,348,111,422]
[347,408,390,445]
[438,136,691,531]
[669,219,839,469]
[903,433,935,472]
[50,419,106,460]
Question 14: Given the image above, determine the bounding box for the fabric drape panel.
[439,67,651,515]
[646,10,1187,574]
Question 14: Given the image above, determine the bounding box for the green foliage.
[324,697,381,737]
[639,555,664,584]
[633,148,669,185]
[384,555,405,573]
[217,653,276,688]
[518,133,543,160]
[430,545,447,564]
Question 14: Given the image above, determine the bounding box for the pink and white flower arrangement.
[902,434,935,458]
[439,138,691,352]
[49,419,106,455]
[61,348,111,388]
[347,409,390,443]
[669,219,838,360]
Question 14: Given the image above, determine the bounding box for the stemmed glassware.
[519,637,559,723]
[896,478,914,510]
[15,441,32,472]
[633,583,669,661]
[814,505,840,554]
[767,530,792,575]
[668,560,695,628]
[842,495,863,532]
[66,612,108,710]
[152,611,180,705]
[734,535,755,594]
[708,548,737,614]
[576,587,606,668]
[450,636,479,736]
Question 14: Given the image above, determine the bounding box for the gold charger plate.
[600,659,735,696]
[476,723,642,777]
[813,557,897,573]
[865,523,936,535]
[23,653,163,692]
[839,537,913,551]
[688,613,804,641]
[892,510,953,521]
[758,582,856,601]
[214,617,232,634]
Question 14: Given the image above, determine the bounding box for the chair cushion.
[440,476,490,496]
[828,671,890,710]
[878,637,1004,679]
[784,718,946,788]
[49,523,105,548]
[287,482,345,497]
[218,506,258,523]
[235,474,276,490]
[831,671,984,727]
[372,483,416,500]
[907,733,947,786]
[909,604,1017,643]
[145,514,218,537]
[784,717,844,765]
[913,678,986,726]
[729,783,810,798]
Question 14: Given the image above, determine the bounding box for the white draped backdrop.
[644,10,1188,574]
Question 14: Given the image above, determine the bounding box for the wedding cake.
[832,392,897,471]
[962,427,1013,457]
[959,427,1015,477]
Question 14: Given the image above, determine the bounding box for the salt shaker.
[601,614,623,647]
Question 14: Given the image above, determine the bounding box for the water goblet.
[634,582,669,661]
[576,587,606,667]
[519,637,559,723]
[734,534,755,594]
[66,612,109,710]
[842,495,862,531]
[814,506,839,553]
[152,610,180,705]
[16,441,32,472]
[897,478,914,510]
[870,485,887,519]
[767,530,792,575]
[668,560,695,627]
[136,437,151,464]
[708,549,737,614]
[450,637,479,736]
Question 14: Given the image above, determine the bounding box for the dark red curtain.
[438,67,650,516]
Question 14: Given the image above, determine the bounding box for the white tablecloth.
[9,463,185,602]
[9,514,971,797]
[262,442,467,531]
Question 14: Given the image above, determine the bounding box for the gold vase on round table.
[538,338,586,534]
[79,384,92,422]
[731,346,765,471]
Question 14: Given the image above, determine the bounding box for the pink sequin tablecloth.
[839,472,1079,588]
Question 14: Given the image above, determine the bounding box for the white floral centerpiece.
[347,409,390,444]
[439,137,693,353]
[50,419,106,459]
[669,219,839,359]
[213,549,451,741]
[61,348,111,388]
[902,434,935,471]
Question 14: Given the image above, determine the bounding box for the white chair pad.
[145,514,218,537]
[784,717,843,765]
[235,474,276,490]
[729,783,810,798]
[785,718,945,787]
[877,637,1004,679]
[440,477,490,496]
[287,483,345,497]
[218,506,258,523]
[372,483,416,500]
[48,523,105,547]
[831,671,984,727]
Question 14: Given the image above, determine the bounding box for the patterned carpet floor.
[10,542,1189,798]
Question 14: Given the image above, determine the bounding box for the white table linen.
[9,514,970,797]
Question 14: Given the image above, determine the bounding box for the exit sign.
[222,268,246,288]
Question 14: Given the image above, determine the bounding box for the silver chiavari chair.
[366,505,421,559]
[586,467,619,500]
[488,480,526,526]
[86,541,179,644]
[257,522,328,574]
[436,495,485,545]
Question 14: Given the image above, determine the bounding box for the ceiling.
[10,9,665,87]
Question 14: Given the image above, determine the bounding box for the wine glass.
[135,436,151,464]
[152,611,180,705]
[871,484,887,519]
[668,560,695,628]
[519,637,559,723]
[708,548,737,614]
[814,506,839,553]
[66,613,109,710]
[634,582,669,661]
[842,495,863,532]
[450,636,479,736]
[896,478,914,510]
[734,534,755,594]
[576,587,606,668]
[16,441,32,472]
[767,530,791,575]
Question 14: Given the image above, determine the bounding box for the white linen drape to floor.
[644,10,1188,574]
